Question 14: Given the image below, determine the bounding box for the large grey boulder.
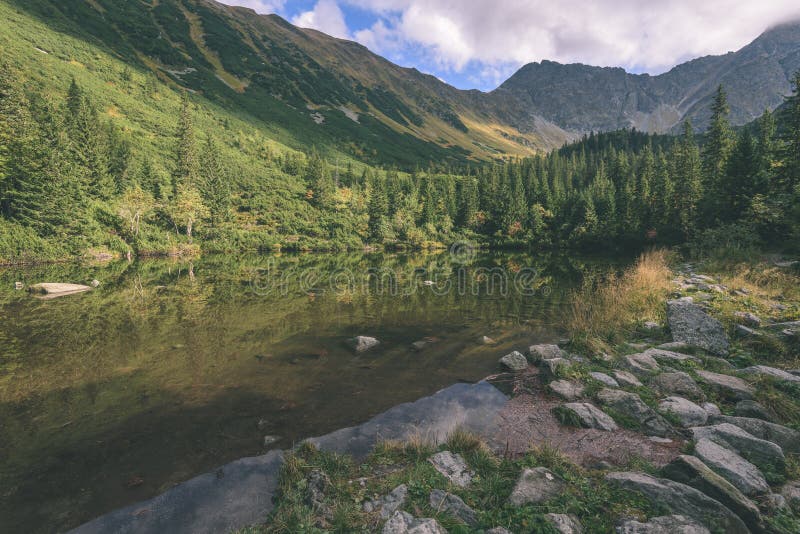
[658,397,708,428]
[643,348,701,363]
[734,400,774,422]
[695,371,754,400]
[545,513,582,533]
[548,379,585,401]
[509,467,566,506]
[558,403,619,431]
[650,372,704,401]
[690,423,785,474]
[667,300,729,356]
[708,415,800,454]
[382,511,446,534]
[364,484,408,519]
[540,358,572,379]
[596,388,674,437]
[499,351,528,371]
[620,352,661,376]
[528,343,565,362]
[616,515,710,533]
[604,472,748,534]
[693,438,770,497]
[613,370,643,388]
[740,365,800,384]
[589,372,619,387]
[428,452,474,488]
[347,336,380,353]
[429,490,477,526]
[662,455,762,531]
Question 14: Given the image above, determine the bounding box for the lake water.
[0,250,619,532]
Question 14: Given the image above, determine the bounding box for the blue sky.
[222,1,800,92]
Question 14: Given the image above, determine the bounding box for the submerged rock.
[499,351,528,371]
[29,282,92,297]
[693,438,770,497]
[667,299,729,356]
[428,451,473,488]
[479,336,496,345]
[509,467,566,506]
[429,490,477,526]
[347,336,380,353]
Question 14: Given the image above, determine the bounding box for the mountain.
[4,0,800,166]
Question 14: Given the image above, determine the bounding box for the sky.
[221,1,800,91]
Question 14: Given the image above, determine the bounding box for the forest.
[1,60,799,263]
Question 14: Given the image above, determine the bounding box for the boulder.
[764,493,788,512]
[643,348,701,363]
[589,372,619,387]
[690,423,786,474]
[558,403,619,431]
[734,325,760,339]
[740,365,800,384]
[650,372,705,401]
[382,511,445,534]
[620,352,661,376]
[548,380,585,401]
[540,358,572,379]
[364,484,408,519]
[657,341,691,351]
[544,513,582,533]
[781,480,800,511]
[596,388,674,437]
[613,370,643,388]
[499,351,528,372]
[708,415,800,453]
[692,438,770,497]
[702,403,722,417]
[658,397,708,427]
[428,451,473,488]
[734,312,762,328]
[508,467,566,506]
[616,515,710,533]
[695,371,754,400]
[667,300,729,356]
[347,336,380,353]
[528,344,565,362]
[429,490,477,526]
[604,472,748,534]
[661,455,762,531]
[28,282,92,297]
[734,400,774,422]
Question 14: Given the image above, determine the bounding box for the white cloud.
[292,0,351,40]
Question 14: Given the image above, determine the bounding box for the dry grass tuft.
[566,248,674,354]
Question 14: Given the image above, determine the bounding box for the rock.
[740,365,800,384]
[613,370,643,388]
[708,415,800,453]
[347,336,380,353]
[263,435,280,447]
[14,281,24,290]
[589,371,619,387]
[667,300,729,356]
[643,321,661,331]
[544,513,582,533]
[499,351,528,371]
[616,515,710,533]
[306,469,332,522]
[733,312,761,328]
[596,388,674,437]
[364,484,408,519]
[734,325,760,338]
[548,379,585,401]
[621,352,661,376]
[508,467,566,506]
[661,455,762,531]
[650,372,705,401]
[604,472,748,534]
[429,490,477,526]
[643,348,701,363]
[658,397,708,427]
[692,438,770,497]
[90,279,101,288]
[702,403,722,417]
[626,342,649,350]
[765,493,788,512]
[382,511,446,534]
[528,343,564,362]
[428,451,473,488]
[28,283,92,297]
[479,336,496,345]
[657,341,691,351]
[558,403,619,431]
[734,400,774,422]
[695,371,754,400]
[690,423,786,474]
[781,480,800,511]
[411,341,427,351]
[539,358,572,379]
[486,528,513,534]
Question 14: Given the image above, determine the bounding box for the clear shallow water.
[0,250,616,532]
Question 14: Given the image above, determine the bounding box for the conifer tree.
[174,93,199,191]
[701,85,734,224]
[200,137,231,227]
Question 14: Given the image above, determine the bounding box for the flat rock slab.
[658,397,708,428]
[613,370,642,388]
[429,490,477,526]
[690,423,785,474]
[559,402,618,431]
[616,515,710,533]
[650,372,704,401]
[709,415,800,454]
[667,299,729,356]
[548,379,585,401]
[428,451,474,487]
[29,283,92,299]
[695,371,754,400]
[589,372,618,387]
[509,467,566,506]
[693,438,770,497]
[620,352,661,376]
[605,472,748,534]
[642,348,701,363]
[740,365,800,384]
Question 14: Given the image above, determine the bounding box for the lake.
[0,249,619,532]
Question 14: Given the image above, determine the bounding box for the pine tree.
[200,137,231,226]
[305,149,335,210]
[672,121,703,239]
[779,72,800,193]
[701,85,734,224]
[457,176,479,228]
[367,173,389,241]
[174,93,199,191]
